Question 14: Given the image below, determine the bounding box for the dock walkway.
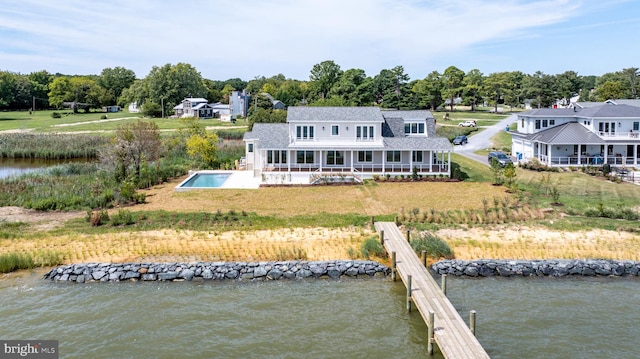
[375,222,490,358]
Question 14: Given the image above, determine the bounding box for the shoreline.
[44,260,390,283]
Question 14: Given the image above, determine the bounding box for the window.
[248,143,253,153]
[356,125,375,140]
[326,151,344,165]
[535,120,541,129]
[634,122,639,131]
[542,119,548,128]
[386,151,401,162]
[549,119,555,126]
[267,150,287,164]
[404,122,425,134]
[331,125,339,136]
[296,125,314,140]
[296,151,314,164]
[358,151,372,162]
[521,119,524,128]
[412,151,423,162]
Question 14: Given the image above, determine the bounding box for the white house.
[511,100,640,167]
[243,106,453,184]
[173,98,232,120]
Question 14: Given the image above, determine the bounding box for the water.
[179,172,231,188]
[0,270,432,359]
[2,271,640,358]
[0,158,87,179]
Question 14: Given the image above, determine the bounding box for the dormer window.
[331,125,339,136]
[404,122,425,134]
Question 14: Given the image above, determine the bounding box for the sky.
[0,0,639,82]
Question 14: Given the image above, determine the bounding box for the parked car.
[488,151,512,167]
[452,135,468,145]
[458,120,476,127]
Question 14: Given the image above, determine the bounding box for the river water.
[1,270,639,359]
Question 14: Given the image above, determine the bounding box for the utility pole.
[161,98,164,118]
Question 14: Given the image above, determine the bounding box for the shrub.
[360,236,385,259]
[51,112,61,119]
[111,209,135,226]
[410,232,454,259]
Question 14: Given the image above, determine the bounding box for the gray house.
[243,106,452,183]
[512,101,640,167]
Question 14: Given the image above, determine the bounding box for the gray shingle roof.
[523,122,605,144]
[287,106,384,122]
[383,137,452,150]
[243,123,289,149]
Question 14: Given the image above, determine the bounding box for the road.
[453,114,517,165]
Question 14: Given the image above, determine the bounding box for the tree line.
[1,61,638,115]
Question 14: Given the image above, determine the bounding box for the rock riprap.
[44,260,390,282]
[432,259,640,277]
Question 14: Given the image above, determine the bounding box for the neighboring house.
[261,93,286,110]
[128,102,141,113]
[173,98,212,118]
[102,105,121,113]
[230,90,251,119]
[243,106,453,183]
[511,101,640,167]
[211,102,231,122]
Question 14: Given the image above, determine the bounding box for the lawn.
[0,109,250,133]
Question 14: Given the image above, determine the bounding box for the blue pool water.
[179,173,231,188]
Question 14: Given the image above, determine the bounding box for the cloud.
[0,0,588,79]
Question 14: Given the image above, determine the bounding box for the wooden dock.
[375,222,490,359]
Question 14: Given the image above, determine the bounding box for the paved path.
[454,114,517,166]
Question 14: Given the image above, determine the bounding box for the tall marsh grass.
[0,250,64,273]
[0,133,109,159]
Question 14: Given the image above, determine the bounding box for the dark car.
[488,151,512,167]
[452,135,468,145]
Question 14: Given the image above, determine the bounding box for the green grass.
[0,109,250,133]
[451,154,493,182]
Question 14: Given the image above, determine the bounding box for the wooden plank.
[375,222,490,359]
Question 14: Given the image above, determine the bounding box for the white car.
[458,120,476,127]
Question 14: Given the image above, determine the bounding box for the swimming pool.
[175,172,231,190]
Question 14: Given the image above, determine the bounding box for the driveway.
[454,114,517,165]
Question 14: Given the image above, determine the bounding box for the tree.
[0,71,16,107]
[523,71,555,108]
[596,81,626,101]
[144,63,207,111]
[462,69,483,111]
[621,67,639,99]
[98,67,136,104]
[503,162,517,188]
[28,70,52,109]
[483,72,510,112]
[102,121,162,181]
[309,60,343,100]
[489,158,505,185]
[47,77,72,109]
[412,71,442,110]
[442,66,465,111]
[186,132,219,169]
[554,71,582,105]
[329,68,368,105]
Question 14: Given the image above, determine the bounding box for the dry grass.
[137,177,508,216]
[0,227,375,264]
[437,226,640,261]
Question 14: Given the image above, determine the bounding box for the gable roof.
[523,122,605,145]
[287,106,385,123]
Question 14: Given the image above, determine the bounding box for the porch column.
[382,151,386,174]
[635,145,638,166]
[409,151,413,173]
[604,145,608,164]
[350,151,354,172]
[448,151,451,176]
[547,144,551,166]
[287,150,291,172]
[319,151,323,172]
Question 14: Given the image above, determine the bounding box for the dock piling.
[406,274,412,312]
[470,310,476,336]
[379,230,384,245]
[441,274,447,296]
[421,250,427,268]
[427,311,435,355]
[391,252,397,281]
